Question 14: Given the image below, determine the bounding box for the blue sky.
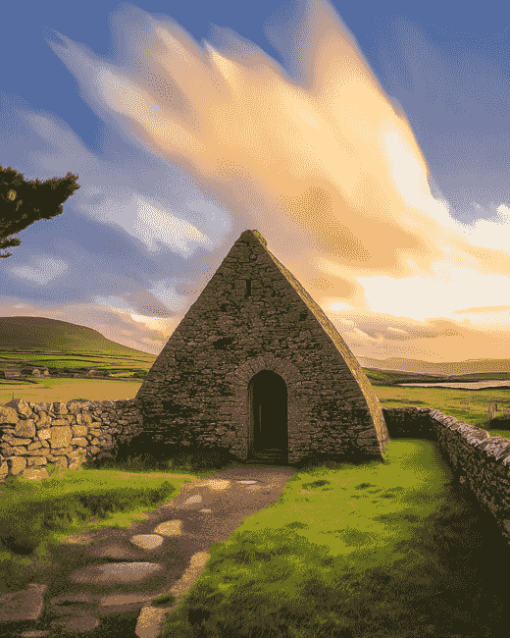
[1,0,509,362]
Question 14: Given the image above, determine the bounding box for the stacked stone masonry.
[136,230,389,465]
[0,398,144,482]
[384,406,510,548]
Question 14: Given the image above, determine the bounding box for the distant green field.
[376,384,510,437]
[364,367,510,386]
[0,378,142,404]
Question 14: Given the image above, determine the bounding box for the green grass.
[376,384,510,436]
[0,377,142,404]
[1,441,509,636]
[3,375,510,635]
[159,440,510,638]
[0,453,220,595]
[152,592,178,607]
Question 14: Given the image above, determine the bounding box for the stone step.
[247,451,286,464]
[69,562,163,586]
[246,460,284,465]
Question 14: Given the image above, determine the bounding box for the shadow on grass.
[156,444,510,638]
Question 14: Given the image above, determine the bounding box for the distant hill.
[0,316,155,358]
[357,355,510,376]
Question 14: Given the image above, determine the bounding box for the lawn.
[156,439,510,638]
[1,442,509,637]
[2,374,510,635]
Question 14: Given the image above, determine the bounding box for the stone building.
[136,230,390,465]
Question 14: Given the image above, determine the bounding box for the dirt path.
[18,465,298,637]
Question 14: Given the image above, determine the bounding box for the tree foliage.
[0,165,80,258]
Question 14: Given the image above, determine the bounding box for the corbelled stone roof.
[239,230,388,445]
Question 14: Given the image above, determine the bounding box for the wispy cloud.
[1,0,509,361]
[11,258,68,285]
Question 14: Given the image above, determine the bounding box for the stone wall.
[384,407,510,547]
[0,398,144,482]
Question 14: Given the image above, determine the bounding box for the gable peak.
[238,229,267,247]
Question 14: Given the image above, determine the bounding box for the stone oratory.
[136,230,390,465]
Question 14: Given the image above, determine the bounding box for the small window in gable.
[245,279,252,297]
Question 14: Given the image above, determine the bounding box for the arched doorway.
[248,370,288,463]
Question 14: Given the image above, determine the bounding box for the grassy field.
[0,377,143,404]
[158,440,510,638]
[375,384,510,437]
[1,442,509,637]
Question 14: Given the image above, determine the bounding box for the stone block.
[67,402,81,414]
[37,428,51,440]
[27,456,47,466]
[2,435,32,446]
[28,440,42,450]
[71,437,88,447]
[50,426,72,448]
[14,419,36,438]
[72,425,88,437]
[7,456,27,474]
[35,410,48,424]
[4,399,33,418]
[51,456,68,469]
[69,562,162,585]
[67,448,87,460]
[0,583,47,623]
[20,467,50,481]
[0,458,8,477]
[50,419,69,426]
[12,446,28,455]
[76,413,93,424]
[53,402,68,414]
[0,406,18,424]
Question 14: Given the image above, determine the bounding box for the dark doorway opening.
[248,370,288,463]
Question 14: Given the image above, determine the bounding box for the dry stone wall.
[0,398,144,482]
[384,406,510,547]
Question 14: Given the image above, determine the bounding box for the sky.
[1,0,509,363]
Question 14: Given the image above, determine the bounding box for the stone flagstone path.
[0,466,296,638]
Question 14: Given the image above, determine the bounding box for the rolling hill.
[357,355,510,376]
[0,316,155,360]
